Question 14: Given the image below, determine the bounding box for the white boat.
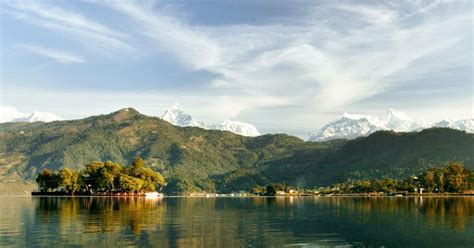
[145,192,164,198]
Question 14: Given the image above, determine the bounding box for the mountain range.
[0,107,64,123]
[2,106,472,142]
[161,103,260,137]
[309,109,474,141]
[0,107,473,194]
[1,104,260,137]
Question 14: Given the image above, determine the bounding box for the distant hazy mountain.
[309,109,473,141]
[0,106,63,123]
[161,103,260,137]
[453,119,474,133]
[433,119,457,129]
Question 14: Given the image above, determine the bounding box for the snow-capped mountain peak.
[434,119,457,129]
[342,112,383,126]
[0,107,63,123]
[455,118,474,133]
[386,108,412,121]
[160,103,260,137]
[343,112,370,120]
[19,111,64,122]
[218,119,260,137]
[0,106,27,123]
[161,103,206,128]
[171,102,181,111]
[309,112,384,141]
[384,109,417,132]
[309,109,473,141]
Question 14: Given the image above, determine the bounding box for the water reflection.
[36,197,165,235]
[316,196,474,231]
[0,196,472,247]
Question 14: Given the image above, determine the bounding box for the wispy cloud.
[2,1,471,135]
[105,0,469,112]
[4,1,131,51]
[107,1,220,69]
[19,44,85,64]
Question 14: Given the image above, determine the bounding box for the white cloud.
[106,1,220,69]
[2,1,471,135]
[19,44,85,64]
[0,87,288,123]
[4,2,132,51]
[102,0,470,112]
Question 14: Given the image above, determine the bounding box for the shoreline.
[22,192,474,197]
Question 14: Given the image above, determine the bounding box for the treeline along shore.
[33,158,473,196]
[251,162,473,196]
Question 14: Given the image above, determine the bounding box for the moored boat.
[145,192,164,198]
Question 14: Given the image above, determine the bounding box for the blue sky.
[0,0,472,137]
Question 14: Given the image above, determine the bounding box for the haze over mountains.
[309,109,474,141]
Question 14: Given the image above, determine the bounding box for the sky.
[0,0,472,137]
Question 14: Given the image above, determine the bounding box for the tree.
[83,161,106,190]
[445,162,467,193]
[128,157,166,191]
[83,161,124,191]
[138,167,166,191]
[169,143,183,165]
[132,157,145,168]
[251,185,265,194]
[35,169,60,192]
[422,169,436,192]
[467,172,474,190]
[435,170,445,193]
[265,184,276,195]
[59,168,80,194]
[35,158,167,194]
[118,174,144,192]
[103,161,123,190]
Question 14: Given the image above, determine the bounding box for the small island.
[32,157,166,196]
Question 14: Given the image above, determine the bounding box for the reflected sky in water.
[1,196,473,247]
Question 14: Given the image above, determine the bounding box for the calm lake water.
[0,196,473,247]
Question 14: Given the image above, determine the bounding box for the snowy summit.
[0,107,64,123]
[161,103,207,128]
[161,103,260,137]
[309,109,473,141]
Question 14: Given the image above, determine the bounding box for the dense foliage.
[252,162,473,195]
[2,108,474,193]
[332,162,473,194]
[35,157,166,194]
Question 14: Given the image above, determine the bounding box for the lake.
[0,196,473,247]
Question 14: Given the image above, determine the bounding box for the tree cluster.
[35,157,166,194]
[338,162,473,194]
[251,183,292,195]
[419,161,473,193]
[250,162,473,195]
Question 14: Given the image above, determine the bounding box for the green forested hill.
[1,108,473,193]
[236,128,474,189]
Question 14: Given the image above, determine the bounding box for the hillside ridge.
[1,109,473,193]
